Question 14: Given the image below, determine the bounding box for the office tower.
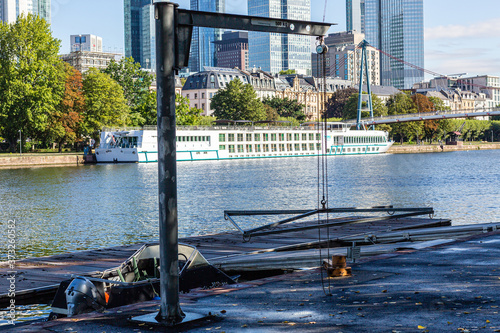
[1,0,50,24]
[214,31,248,71]
[124,0,155,69]
[248,0,311,75]
[346,0,365,33]
[364,0,424,89]
[189,0,225,73]
[70,34,103,52]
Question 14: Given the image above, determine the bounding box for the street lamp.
[19,130,22,155]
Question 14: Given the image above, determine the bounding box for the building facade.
[124,0,155,69]
[1,0,50,24]
[364,0,424,89]
[70,34,103,53]
[61,35,121,73]
[346,0,365,33]
[214,31,249,71]
[188,0,225,73]
[248,0,311,75]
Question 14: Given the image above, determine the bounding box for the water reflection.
[1,149,499,260]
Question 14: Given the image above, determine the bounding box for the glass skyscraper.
[124,0,155,69]
[364,0,424,89]
[0,0,50,24]
[189,0,225,73]
[248,0,311,75]
[346,0,365,34]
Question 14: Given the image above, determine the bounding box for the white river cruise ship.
[95,123,393,163]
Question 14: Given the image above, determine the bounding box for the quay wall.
[388,143,500,154]
[0,154,86,168]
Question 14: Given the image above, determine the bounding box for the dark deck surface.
[0,217,450,307]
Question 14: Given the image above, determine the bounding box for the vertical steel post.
[363,41,374,129]
[356,44,365,130]
[154,1,185,325]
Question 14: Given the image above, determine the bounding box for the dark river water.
[1,149,500,261]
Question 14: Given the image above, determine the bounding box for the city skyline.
[46,0,500,80]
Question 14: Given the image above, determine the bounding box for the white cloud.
[425,18,500,40]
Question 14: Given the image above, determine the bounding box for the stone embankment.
[389,143,500,153]
[0,153,86,168]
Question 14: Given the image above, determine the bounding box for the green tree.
[262,96,305,120]
[101,57,155,126]
[82,68,129,141]
[386,92,416,115]
[46,63,85,152]
[211,79,266,121]
[324,87,357,118]
[0,14,65,152]
[175,94,203,125]
[428,97,450,111]
[279,69,296,75]
[343,93,388,120]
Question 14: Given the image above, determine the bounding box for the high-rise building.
[363,0,424,89]
[124,0,155,69]
[1,0,50,24]
[214,31,248,71]
[188,0,225,73]
[346,0,365,33]
[70,34,103,53]
[248,0,311,75]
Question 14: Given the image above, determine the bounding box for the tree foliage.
[101,57,155,126]
[211,79,266,121]
[428,96,450,111]
[0,14,65,152]
[81,68,129,141]
[262,96,305,120]
[343,93,388,120]
[279,69,296,75]
[412,94,435,113]
[386,92,416,115]
[324,88,357,118]
[176,94,203,125]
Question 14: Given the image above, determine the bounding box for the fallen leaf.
[417,325,426,329]
[415,302,422,305]
[382,290,388,293]
[220,310,226,314]
[486,320,490,323]
[241,324,248,328]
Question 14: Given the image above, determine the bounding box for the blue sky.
[50,0,500,79]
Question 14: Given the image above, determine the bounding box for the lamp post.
[19,130,22,155]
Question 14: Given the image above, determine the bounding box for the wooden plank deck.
[0,217,450,307]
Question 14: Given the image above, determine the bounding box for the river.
[1,149,500,261]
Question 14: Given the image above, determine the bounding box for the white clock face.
[316,45,325,54]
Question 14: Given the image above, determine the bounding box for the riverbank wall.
[0,153,86,168]
[388,142,500,154]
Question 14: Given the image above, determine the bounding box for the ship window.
[294,134,300,141]
[237,144,244,153]
[287,144,292,151]
[271,133,277,141]
[294,144,300,151]
[246,144,252,153]
[219,133,225,142]
[263,133,269,141]
[316,143,321,150]
[228,134,234,142]
[219,145,226,150]
[309,133,314,140]
[255,144,261,152]
[263,144,269,152]
[237,134,243,142]
[254,133,261,141]
[302,133,307,140]
[287,133,292,141]
[279,144,285,152]
[279,133,285,141]
[309,143,314,150]
[246,134,252,141]
[229,145,235,153]
[206,136,210,142]
[316,133,321,141]
[271,144,277,152]
[302,143,307,151]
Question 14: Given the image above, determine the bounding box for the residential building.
[323,32,380,85]
[214,31,248,71]
[246,67,276,100]
[124,0,155,69]
[456,75,500,109]
[1,0,50,24]
[61,35,121,73]
[346,0,365,33]
[364,0,424,89]
[189,0,225,73]
[70,34,103,52]
[248,0,311,75]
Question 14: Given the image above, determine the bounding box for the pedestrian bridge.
[344,107,500,127]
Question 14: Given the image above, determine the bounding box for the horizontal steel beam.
[177,9,333,36]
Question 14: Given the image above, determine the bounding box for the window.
[316,143,321,150]
[279,144,285,152]
[219,145,226,150]
[237,134,243,142]
[309,133,314,140]
[279,133,285,141]
[271,133,277,141]
[316,133,321,141]
[194,104,198,108]
[294,134,300,141]
[294,144,300,151]
[287,133,292,141]
[309,143,314,151]
[202,103,205,110]
[271,144,277,152]
[263,144,269,152]
[246,134,252,141]
[287,144,293,151]
[194,93,198,99]
[246,144,252,153]
[219,133,225,142]
[202,93,205,98]
[229,145,235,153]
[254,133,261,141]
[263,133,269,141]
[302,133,307,140]
[228,133,235,142]
[302,143,307,151]
[255,144,261,152]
